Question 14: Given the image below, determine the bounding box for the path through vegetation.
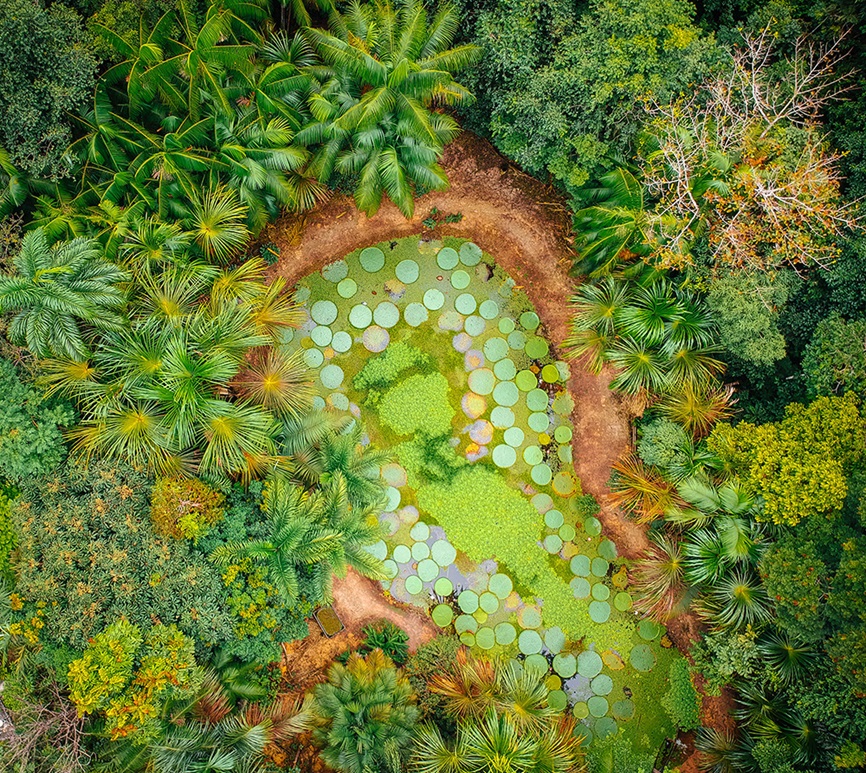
[269,131,650,560]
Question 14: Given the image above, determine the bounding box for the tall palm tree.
[299,0,481,217]
[310,649,418,773]
[0,229,128,359]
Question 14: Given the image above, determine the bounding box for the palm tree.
[657,382,736,438]
[609,454,680,523]
[758,631,818,686]
[0,229,128,359]
[299,0,481,217]
[564,278,632,373]
[234,348,314,417]
[632,532,685,621]
[184,185,251,262]
[694,566,772,629]
[310,649,418,773]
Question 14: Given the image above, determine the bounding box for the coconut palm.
[310,649,418,773]
[0,229,128,359]
[299,0,481,217]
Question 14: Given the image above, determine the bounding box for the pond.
[283,235,680,760]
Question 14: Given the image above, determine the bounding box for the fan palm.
[0,229,128,359]
[312,420,390,508]
[184,185,251,262]
[758,631,818,686]
[609,454,680,523]
[632,532,686,621]
[234,348,314,417]
[565,277,632,372]
[695,566,772,629]
[310,649,418,773]
[658,382,736,438]
[299,0,481,217]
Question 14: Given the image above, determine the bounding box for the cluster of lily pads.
[284,237,678,752]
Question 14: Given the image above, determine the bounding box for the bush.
[802,315,866,398]
[353,342,430,392]
[150,477,225,540]
[661,658,701,731]
[637,419,689,470]
[341,621,410,666]
[403,634,462,723]
[0,358,72,482]
[377,373,455,437]
[0,486,16,581]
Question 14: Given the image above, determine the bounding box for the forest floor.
[269,130,730,761]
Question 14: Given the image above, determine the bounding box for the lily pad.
[464,315,486,336]
[468,368,495,395]
[405,575,423,595]
[451,270,470,289]
[458,590,479,614]
[337,278,357,298]
[311,300,338,325]
[591,674,613,696]
[553,653,577,678]
[541,364,560,383]
[423,288,445,310]
[493,358,517,381]
[614,592,633,612]
[495,622,516,645]
[570,577,591,598]
[484,337,509,362]
[490,407,515,428]
[489,573,513,599]
[520,311,540,330]
[630,644,656,672]
[320,364,344,389]
[498,318,516,334]
[591,583,610,601]
[588,601,610,623]
[547,690,568,712]
[455,293,477,315]
[349,304,373,328]
[373,301,400,328]
[545,509,564,529]
[591,558,610,577]
[304,348,324,368]
[525,336,550,360]
[527,389,549,413]
[531,464,552,486]
[431,540,457,567]
[437,247,459,270]
[311,325,332,347]
[418,558,439,581]
[455,614,477,634]
[559,524,576,542]
[523,653,549,676]
[528,412,550,432]
[544,534,563,553]
[479,592,499,614]
[476,627,495,650]
[518,606,542,629]
[434,577,454,597]
[360,247,385,272]
[492,381,519,406]
[412,541,430,561]
[331,331,352,352]
[479,300,499,319]
[594,717,617,739]
[584,517,602,537]
[588,696,609,718]
[570,555,591,576]
[518,629,543,655]
[515,370,537,391]
[598,539,618,561]
[393,545,411,564]
[404,303,429,327]
[459,241,483,266]
[577,651,603,679]
[322,260,349,282]
[639,619,664,641]
[432,604,453,628]
[492,444,517,468]
[612,699,634,721]
[508,330,527,350]
[383,560,398,579]
[555,425,573,443]
[396,259,419,283]
[503,427,525,447]
[523,446,544,465]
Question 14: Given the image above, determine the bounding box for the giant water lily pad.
[518,629,543,654]
[493,381,519,407]
[584,517,602,537]
[349,304,373,328]
[455,293,477,315]
[311,300,338,325]
[594,717,617,739]
[528,412,550,432]
[612,699,634,721]
[492,444,517,468]
[524,653,549,676]
[460,241,482,265]
[504,427,525,447]
[437,247,459,269]
[495,622,516,645]
[455,614,477,634]
[587,696,609,718]
[547,690,568,711]
[423,288,445,310]
[432,604,453,628]
[571,555,591,576]
[614,592,633,612]
[591,558,609,577]
[570,577,591,598]
[553,653,577,678]
[322,260,348,282]
[332,331,352,352]
[630,644,656,672]
[320,364,344,389]
[598,539,618,561]
[479,592,499,614]
[523,446,544,465]
[638,619,664,640]
[545,509,564,529]
[479,300,499,319]
[311,325,332,346]
[577,651,603,679]
[304,348,324,368]
[499,318,515,334]
[494,358,516,381]
[418,558,439,581]
[520,311,540,330]
[434,577,453,596]
[489,573,513,599]
[490,407,515,428]
[410,521,430,541]
[518,606,542,629]
[559,524,576,542]
[525,336,549,359]
[337,278,357,298]
[532,464,552,486]
[396,259,419,283]
[527,389,549,412]
[508,330,527,350]
[458,590,479,614]
[412,542,430,561]
[393,545,411,564]
[405,575,423,595]
[468,368,495,395]
[404,303,429,327]
[588,601,610,623]
[465,315,486,336]
[451,270,470,289]
[591,583,610,601]
[360,247,385,271]
[373,302,400,328]
[516,370,537,391]
[591,674,613,696]
[484,337,509,362]
[476,627,495,649]
[431,540,457,567]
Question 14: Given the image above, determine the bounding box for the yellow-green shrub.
[150,477,225,540]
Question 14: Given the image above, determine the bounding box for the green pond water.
[283,235,679,759]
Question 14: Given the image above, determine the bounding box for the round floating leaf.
[524,653,549,676]
[325,391,347,410]
[320,364,344,389]
[383,560,398,579]
[484,337,509,362]
[489,573,513,599]
[544,534,563,554]
[541,364,560,383]
[437,247,459,269]
[545,509,564,529]
[458,590,479,614]
[312,396,326,410]
[591,558,609,577]
[508,330,527,350]
[455,614,477,634]
[311,325,332,347]
[614,592,632,612]
[434,577,454,597]
[396,259,419,283]
[455,293,477,315]
[393,545,411,564]
[584,517,602,537]
[492,444,517,468]
[578,651,603,679]
[532,464,552,486]
[602,651,625,671]
[311,300,338,325]
[591,583,610,601]
[404,303,429,327]
[479,592,499,614]
[410,521,430,541]
[360,247,385,272]
[432,604,453,628]
[367,540,388,560]
[555,425,573,443]
[523,446,543,465]
[553,472,576,497]
[553,653,577,678]
[453,332,472,354]
[598,540,618,561]
[424,288,445,310]
[385,486,401,511]
[460,632,475,646]
[518,606,542,629]
[570,577,591,598]
[547,690,567,711]
[544,627,566,654]
[503,427,525,447]
[559,524,576,542]
[594,717,617,739]
[638,620,663,641]
[459,241,482,265]
[322,259,349,282]
[337,278,357,298]
[349,304,373,328]
[412,541,430,561]
[515,370,537,391]
[499,318,516,334]
[532,493,553,513]
[331,331,352,352]
[493,381,519,406]
[588,601,610,623]
[490,406,515,428]
[479,300,499,319]
[438,310,464,331]
[520,311,540,330]
[468,368,495,395]
[373,302,400,328]
[493,358,516,381]
[418,558,439,581]
[451,270,470,289]
[630,643,656,672]
[528,412,550,432]
[612,699,634,721]
[465,315,486,336]
[476,627,495,650]
[578,728,593,747]
[405,575,423,595]
[570,555,591,576]
[591,674,613,696]
[495,622,516,645]
[431,540,457,567]
[518,629,543,655]
[573,702,589,720]
[303,348,324,368]
[462,392,487,419]
[587,696,609,718]
[525,336,550,360]
[526,389,549,412]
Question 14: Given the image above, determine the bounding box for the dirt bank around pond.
[267,130,649,560]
